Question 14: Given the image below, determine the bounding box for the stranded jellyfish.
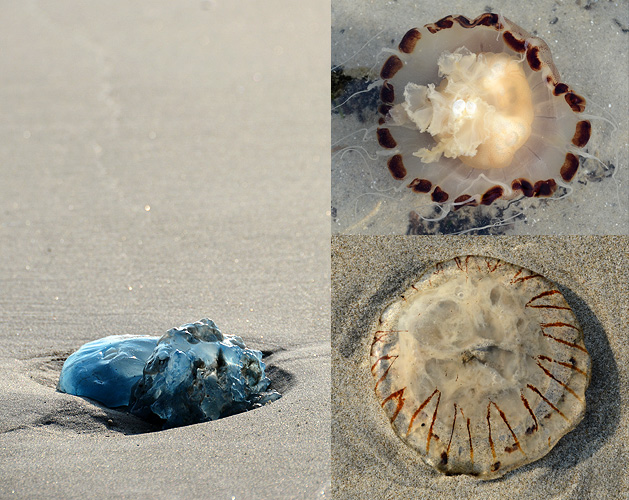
[375,13,592,217]
[370,256,590,479]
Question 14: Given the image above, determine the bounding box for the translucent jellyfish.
[58,319,281,429]
[370,256,591,479]
[375,13,592,215]
[57,335,159,408]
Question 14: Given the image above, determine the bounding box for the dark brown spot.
[474,13,500,27]
[440,451,448,465]
[399,28,421,53]
[533,179,557,197]
[435,16,454,30]
[426,13,500,33]
[553,83,569,96]
[565,92,586,113]
[451,15,474,28]
[378,104,392,116]
[505,445,518,453]
[431,186,449,203]
[380,81,395,103]
[525,426,536,435]
[526,46,542,71]
[491,461,501,472]
[503,31,526,53]
[512,178,534,197]
[387,155,407,180]
[560,153,579,182]
[546,75,558,86]
[407,178,432,193]
[454,13,500,28]
[380,55,403,79]
[480,186,504,205]
[572,120,591,147]
[453,194,478,210]
[377,128,397,149]
[378,117,386,125]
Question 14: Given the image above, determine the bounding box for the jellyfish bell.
[332,12,620,233]
[370,255,591,479]
[376,13,592,214]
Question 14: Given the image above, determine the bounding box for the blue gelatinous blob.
[129,318,281,428]
[57,335,159,407]
[57,319,281,428]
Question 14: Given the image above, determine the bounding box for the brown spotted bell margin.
[376,13,591,214]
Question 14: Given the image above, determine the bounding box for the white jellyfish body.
[376,14,591,210]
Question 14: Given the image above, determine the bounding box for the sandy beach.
[331,235,627,499]
[0,2,330,499]
[332,0,628,235]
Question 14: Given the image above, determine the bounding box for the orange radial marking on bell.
[406,388,439,436]
[446,403,458,457]
[426,391,441,453]
[535,361,584,402]
[541,333,588,353]
[370,354,397,373]
[372,355,398,390]
[510,270,542,284]
[381,388,406,423]
[461,408,473,464]
[526,290,571,310]
[526,384,569,421]
[487,402,497,462]
[540,322,579,331]
[520,392,539,433]
[491,401,525,455]
[538,355,587,376]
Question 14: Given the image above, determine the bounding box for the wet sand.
[331,235,627,499]
[0,2,330,499]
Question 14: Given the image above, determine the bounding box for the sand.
[332,0,629,235]
[0,2,330,499]
[331,235,628,499]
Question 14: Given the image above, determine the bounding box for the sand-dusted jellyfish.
[376,13,592,216]
[370,256,590,479]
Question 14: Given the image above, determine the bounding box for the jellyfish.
[332,13,618,232]
[375,13,594,215]
[370,256,591,479]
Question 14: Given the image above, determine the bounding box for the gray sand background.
[332,0,629,235]
[0,2,330,499]
[332,236,628,499]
